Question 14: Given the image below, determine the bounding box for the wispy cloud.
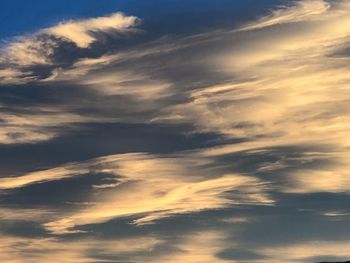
[2,0,350,261]
[0,12,175,144]
[0,234,161,263]
[239,0,330,31]
[0,68,34,85]
[149,230,229,263]
[45,13,138,48]
[0,12,137,67]
[0,151,271,234]
[259,240,350,263]
[148,0,350,196]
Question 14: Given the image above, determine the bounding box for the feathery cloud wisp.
[0,12,137,67]
[0,151,272,234]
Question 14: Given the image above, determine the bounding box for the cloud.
[149,230,229,263]
[1,0,350,201]
[0,68,34,85]
[322,211,350,218]
[0,12,137,68]
[259,240,350,263]
[239,0,331,31]
[45,13,138,48]
[2,0,350,150]
[284,165,350,193]
[0,228,230,263]
[0,151,272,234]
[0,13,176,145]
[1,35,57,66]
[0,234,161,263]
[146,0,350,142]
[0,110,103,144]
[147,0,350,196]
[0,166,85,190]
[51,55,172,98]
[44,152,271,234]
[2,1,350,261]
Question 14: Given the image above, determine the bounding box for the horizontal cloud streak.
[0,147,273,234]
[0,234,161,263]
[0,151,271,234]
[259,240,350,263]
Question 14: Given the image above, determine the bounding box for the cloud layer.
[0,151,272,234]
[2,0,350,262]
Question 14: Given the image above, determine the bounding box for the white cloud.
[0,68,34,84]
[44,153,271,234]
[0,151,272,234]
[0,234,161,263]
[239,0,330,31]
[0,12,138,68]
[149,231,230,263]
[149,0,350,196]
[45,13,138,48]
[0,111,105,144]
[259,240,350,263]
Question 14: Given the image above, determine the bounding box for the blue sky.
[0,0,283,39]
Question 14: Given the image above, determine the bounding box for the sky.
[1,0,350,262]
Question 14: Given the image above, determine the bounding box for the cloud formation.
[2,0,350,262]
[45,13,138,48]
[0,234,161,263]
[259,240,350,263]
[146,0,350,198]
[0,12,137,67]
[0,151,271,234]
[239,0,330,31]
